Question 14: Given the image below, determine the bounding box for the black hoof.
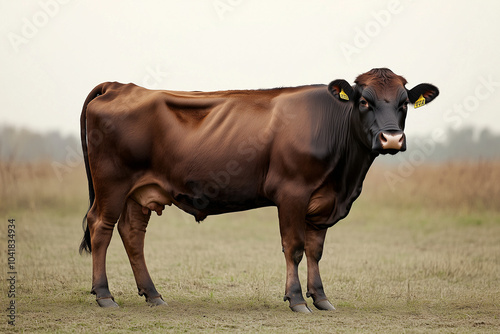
[313,299,336,311]
[96,297,119,308]
[147,297,167,307]
[290,303,313,314]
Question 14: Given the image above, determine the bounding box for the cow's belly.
[130,182,274,222]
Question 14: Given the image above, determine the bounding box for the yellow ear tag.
[339,88,349,101]
[414,95,425,108]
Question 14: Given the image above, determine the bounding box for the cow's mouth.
[377,148,403,155]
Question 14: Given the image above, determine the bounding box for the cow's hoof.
[147,297,167,307]
[290,304,312,314]
[313,299,336,311]
[97,297,119,308]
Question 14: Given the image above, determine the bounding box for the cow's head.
[328,68,439,155]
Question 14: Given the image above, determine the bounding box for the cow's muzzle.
[374,131,406,154]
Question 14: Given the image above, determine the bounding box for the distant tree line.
[0,126,80,162]
[0,125,499,163]
[405,127,500,162]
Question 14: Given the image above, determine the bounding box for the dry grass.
[0,161,86,216]
[1,161,499,333]
[366,160,500,213]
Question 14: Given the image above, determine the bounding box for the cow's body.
[80,69,439,312]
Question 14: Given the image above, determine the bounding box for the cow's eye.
[400,101,408,111]
[359,98,369,110]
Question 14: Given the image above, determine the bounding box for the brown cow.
[79,68,439,313]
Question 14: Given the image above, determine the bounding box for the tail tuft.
[79,214,92,254]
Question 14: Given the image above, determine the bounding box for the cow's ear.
[328,79,354,102]
[407,83,439,108]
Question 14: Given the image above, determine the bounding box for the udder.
[130,184,172,216]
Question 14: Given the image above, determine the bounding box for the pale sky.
[2,0,500,140]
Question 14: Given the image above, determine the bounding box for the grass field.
[1,160,499,333]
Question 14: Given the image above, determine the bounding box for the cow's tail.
[79,83,105,255]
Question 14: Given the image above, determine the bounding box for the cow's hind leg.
[305,226,335,311]
[118,198,165,306]
[88,183,132,308]
[88,207,120,307]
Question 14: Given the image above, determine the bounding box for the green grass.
[1,162,499,333]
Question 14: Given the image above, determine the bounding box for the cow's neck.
[340,104,378,191]
[310,92,377,224]
[306,87,376,191]
[334,119,376,192]
[325,128,377,225]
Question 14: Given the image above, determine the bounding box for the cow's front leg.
[278,201,311,313]
[305,226,335,311]
[118,198,165,306]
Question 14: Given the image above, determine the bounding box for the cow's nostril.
[379,132,388,144]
